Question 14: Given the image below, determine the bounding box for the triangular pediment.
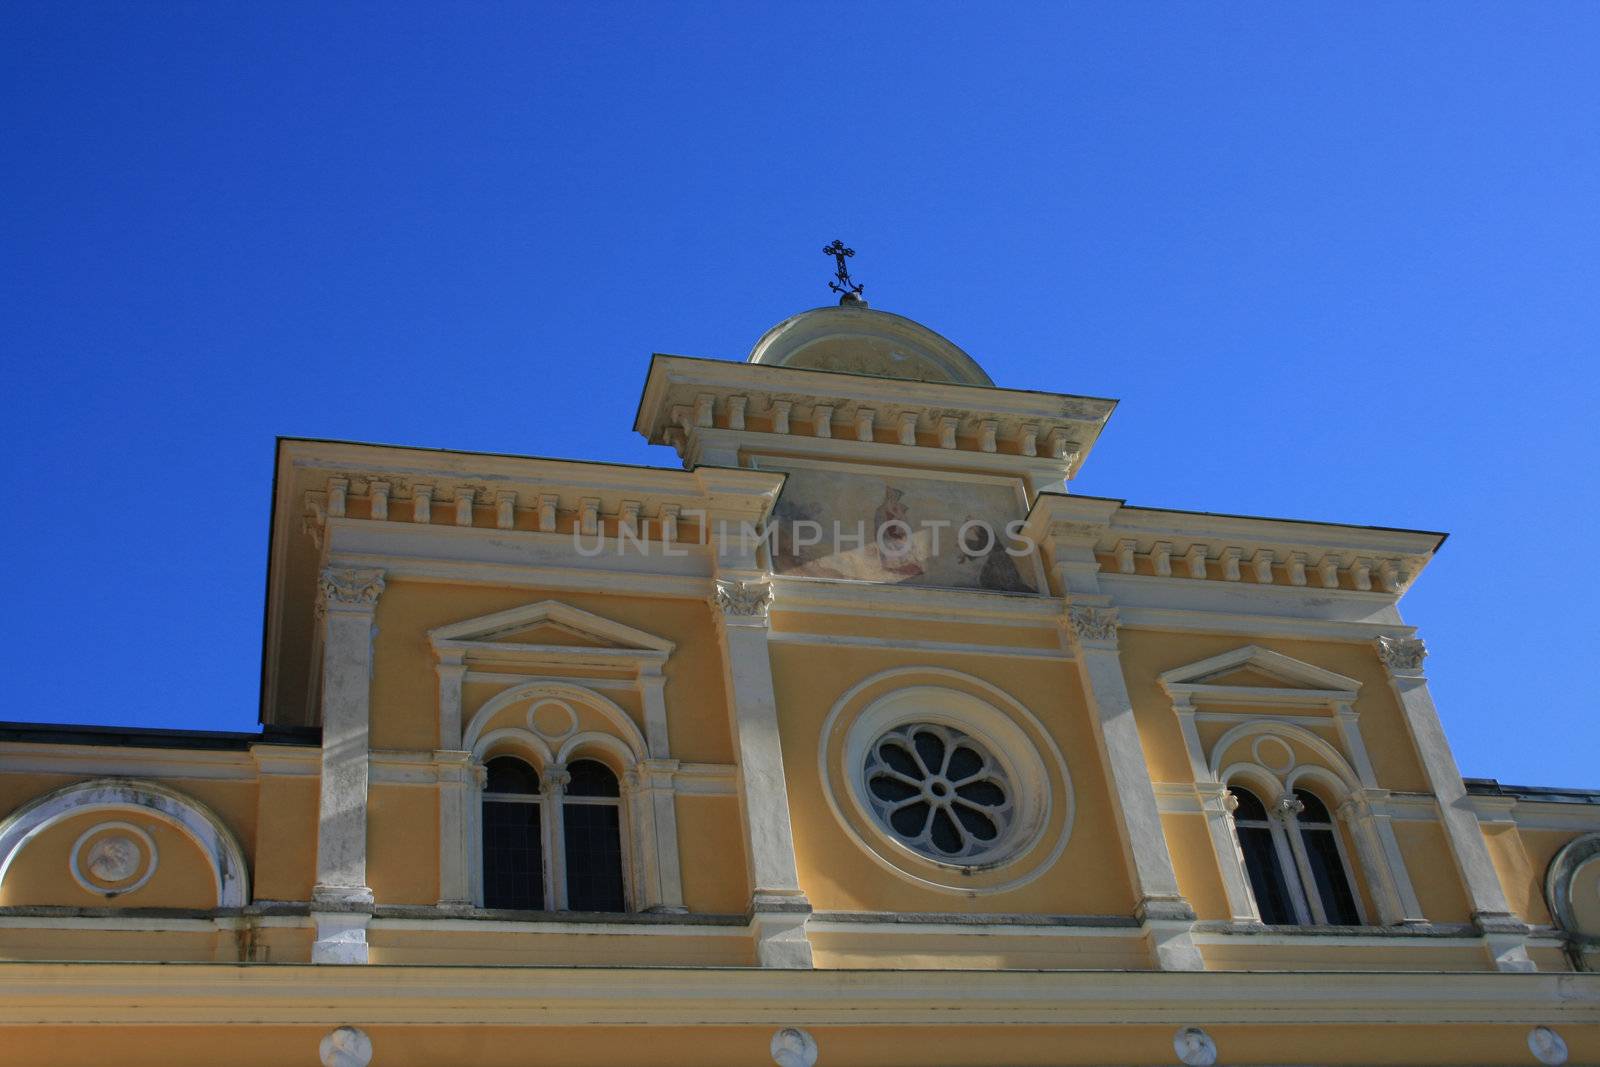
[1159,645,1360,695]
[491,622,614,649]
[429,600,674,656]
[1205,666,1302,688]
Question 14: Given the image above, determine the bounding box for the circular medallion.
[1174,1027,1218,1067]
[526,698,578,740]
[69,821,158,897]
[770,1027,818,1067]
[1528,1026,1568,1066]
[1252,735,1296,773]
[86,835,141,881]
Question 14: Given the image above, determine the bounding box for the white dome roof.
[747,303,993,387]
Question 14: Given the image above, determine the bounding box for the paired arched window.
[482,755,626,912]
[1229,785,1362,926]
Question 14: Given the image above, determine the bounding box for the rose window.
[862,723,1013,862]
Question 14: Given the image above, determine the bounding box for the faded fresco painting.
[762,463,1039,593]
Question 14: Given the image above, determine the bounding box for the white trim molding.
[1544,832,1600,971]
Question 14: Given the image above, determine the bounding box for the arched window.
[562,759,626,912]
[482,756,545,910]
[477,755,629,913]
[1228,783,1364,926]
[1229,786,1297,925]
[1292,789,1362,926]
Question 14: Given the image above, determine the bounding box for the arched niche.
[0,778,249,908]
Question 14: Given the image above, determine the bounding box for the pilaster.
[435,749,474,908]
[1026,498,1202,970]
[311,566,385,963]
[1064,603,1202,970]
[435,652,466,750]
[626,760,687,913]
[1375,634,1534,971]
[1201,784,1261,924]
[710,576,813,967]
[1337,789,1427,926]
[688,467,813,967]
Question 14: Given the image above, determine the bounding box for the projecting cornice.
[632,354,1116,481]
[261,438,787,726]
[280,438,785,543]
[1024,493,1444,597]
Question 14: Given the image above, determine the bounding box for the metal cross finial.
[823,239,865,297]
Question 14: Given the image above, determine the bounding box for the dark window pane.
[1294,788,1333,823]
[890,801,930,838]
[929,808,962,854]
[946,745,983,781]
[1237,825,1296,924]
[912,729,946,775]
[1230,787,1268,821]
[566,759,619,798]
[953,802,997,840]
[564,802,625,911]
[955,779,1005,807]
[485,756,540,796]
[482,799,544,909]
[1302,826,1362,925]
[869,774,919,802]
[880,741,919,778]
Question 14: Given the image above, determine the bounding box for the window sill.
[372,904,745,927]
[1191,919,1474,938]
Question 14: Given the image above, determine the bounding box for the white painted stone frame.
[1213,737,1369,927]
[458,683,670,913]
[428,602,685,914]
[1159,645,1424,928]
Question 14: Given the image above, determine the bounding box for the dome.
[747,303,994,387]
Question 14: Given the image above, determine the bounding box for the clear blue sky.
[3,5,1595,786]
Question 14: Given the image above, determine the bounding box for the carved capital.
[1375,634,1428,673]
[318,567,386,611]
[1221,790,1240,814]
[1337,791,1374,822]
[541,768,571,797]
[1064,604,1119,646]
[1272,793,1306,820]
[713,578,772,619]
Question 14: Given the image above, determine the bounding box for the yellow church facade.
[0,294,1595,1066]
